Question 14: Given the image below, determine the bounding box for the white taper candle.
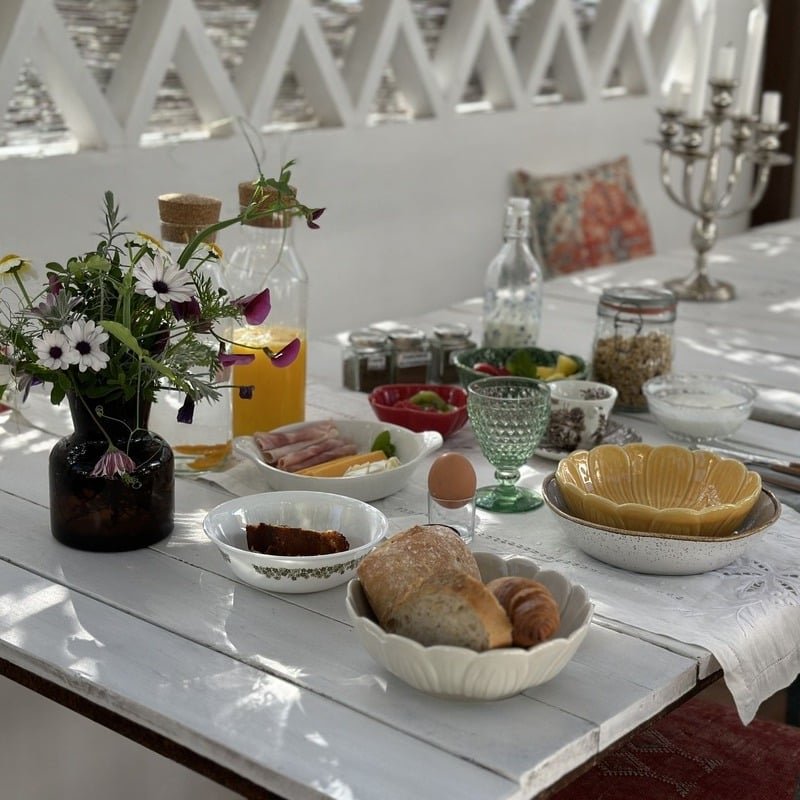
[687,1,717,119]
[734,3,767,116]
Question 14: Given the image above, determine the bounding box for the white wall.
[0,92,750,339]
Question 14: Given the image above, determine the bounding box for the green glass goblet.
[467,376,551,513]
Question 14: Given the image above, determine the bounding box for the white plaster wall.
[0,93,752,339]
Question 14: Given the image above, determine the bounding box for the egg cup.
[427,492,476,545]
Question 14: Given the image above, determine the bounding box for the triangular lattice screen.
[0,0,691,155]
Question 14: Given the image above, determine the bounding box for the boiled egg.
[427,452,477,509]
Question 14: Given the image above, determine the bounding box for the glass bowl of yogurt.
[643,374,758,444]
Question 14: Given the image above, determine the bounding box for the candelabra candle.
[656,78,792,302]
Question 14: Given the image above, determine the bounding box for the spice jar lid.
[387,327,428,349]
[599,287,677,314]
[432,322,472,342]
[238,181,295,229]
[348,328,389,351]
[158,193,222,244]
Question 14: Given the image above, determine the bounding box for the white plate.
[542,475,781,575]
[203,490,389,593]
[535,420,642,461]
[234,419,443,503]
[346,552,593,700]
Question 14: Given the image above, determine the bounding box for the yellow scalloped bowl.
[555,443,762,538]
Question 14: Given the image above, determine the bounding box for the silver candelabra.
[657,79,792,301]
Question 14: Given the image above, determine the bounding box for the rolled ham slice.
[257,428,338,465]
[254,421,338,453]
[278,438,359,473]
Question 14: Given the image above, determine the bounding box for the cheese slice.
[296,450,387,478]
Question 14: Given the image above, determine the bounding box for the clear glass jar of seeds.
[591,287,677,412]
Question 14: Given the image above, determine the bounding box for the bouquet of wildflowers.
[0,163,323,478]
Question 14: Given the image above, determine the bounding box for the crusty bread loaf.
[487,577,560,647]
[356,524,512,651]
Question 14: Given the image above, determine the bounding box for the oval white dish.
[234,419,443,503]
[346,551,593,700]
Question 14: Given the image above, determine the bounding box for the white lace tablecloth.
[208,452,800,725]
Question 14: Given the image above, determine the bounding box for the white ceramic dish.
[203,490,389,593]
[542,474,780,576]
[233,419,443,503]
[346,552,593,700]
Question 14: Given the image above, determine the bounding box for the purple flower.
[177,395,195,424]
[306,207,325,230]
[265,337,301,368]
[219,352,255,368]
[238,385,254,399]
[171,297,202,322]
[90,446,136,478]
[47,273,63,295]
[232,288,271,325]
[16,372,43,401]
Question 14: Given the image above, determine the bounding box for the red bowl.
[368,384,469,438]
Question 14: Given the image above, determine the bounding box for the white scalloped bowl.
[234,419,443,503]
[345,552,593,700]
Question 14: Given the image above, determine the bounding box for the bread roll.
[487,577,560,647]
[357,524,512,651]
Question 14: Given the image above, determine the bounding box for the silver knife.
[697,444,800,478]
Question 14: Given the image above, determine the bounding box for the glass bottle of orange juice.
[225,181,308,435]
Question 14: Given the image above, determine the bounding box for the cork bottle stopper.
[238,181,295,229]
[157,192,222,245]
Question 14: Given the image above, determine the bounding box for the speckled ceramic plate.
[542,475,780,575]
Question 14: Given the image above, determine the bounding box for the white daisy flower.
[133,252,195,310]
[63,318,110,373]
[34,329,77,370]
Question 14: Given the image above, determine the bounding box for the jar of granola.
[591,287,676,412]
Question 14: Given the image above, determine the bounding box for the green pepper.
[407,390,453,412]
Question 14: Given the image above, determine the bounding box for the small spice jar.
[388,326,431,384]
[591,287,677,412]
[342,328,391,392]
[428,323,476,383]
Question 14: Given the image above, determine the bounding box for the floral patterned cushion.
[514,156,654,276]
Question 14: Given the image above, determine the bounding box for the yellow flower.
[0,253,32,282]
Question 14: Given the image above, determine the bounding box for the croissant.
[486,577,560,647]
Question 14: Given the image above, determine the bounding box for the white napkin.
[477,505,800,724]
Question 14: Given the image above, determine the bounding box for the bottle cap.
[157,193,222,244]
[238,181,296,228]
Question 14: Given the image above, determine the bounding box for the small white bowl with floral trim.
[203,490,389,593]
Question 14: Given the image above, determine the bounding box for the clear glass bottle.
[342,328,391,392]
[148,193,233,476]
[482,197,544,348]
[429,323,475,383]
[225,182,308,435]
[591,287,677,412]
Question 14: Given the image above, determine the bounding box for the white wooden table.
[1,219,799,800]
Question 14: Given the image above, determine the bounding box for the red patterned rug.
[552,698,800,800]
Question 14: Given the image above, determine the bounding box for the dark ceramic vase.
[49,393,174,551]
